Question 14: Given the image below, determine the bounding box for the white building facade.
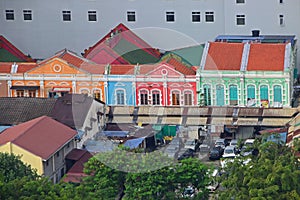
[1,0,299,68]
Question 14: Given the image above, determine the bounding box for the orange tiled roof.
[109,64,135,75]
[204,42,244,70]
[0,62,13,73]
[247,43,286,71]
[0,62,37,73]
[164,57,195,75]
[17,63,38,73]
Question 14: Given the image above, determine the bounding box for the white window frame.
[88,10,97,22]
[279,14,284,26]
[205,11,214,22]
[236,14,245,25]
[23,10,32,21]
[192,11,201,23]
[166,11,175,22]
[115,89,126,105]
[5,10,14,20]
[151,89,161,106]
[127,11,136,22]
[62,10,71,21]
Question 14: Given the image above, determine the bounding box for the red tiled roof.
[83,23,160,59]
[0,62,12,73]
[0,116,77,160]
[204,42,244,70]
[0,62,37,73]
[109,64,135,75]
[63,149,93,183]
[163,58,195,75]
[85,43,130,64]
[0,35,35,62]
[17,63,38,73]
[247,43,286,71]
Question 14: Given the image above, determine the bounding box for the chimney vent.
[252,30,260,37]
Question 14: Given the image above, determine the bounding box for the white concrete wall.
[1,0,299,68]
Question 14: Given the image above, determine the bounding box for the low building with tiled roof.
[63,148,93,183]
[198,37,296,108]
[0,116,77,183]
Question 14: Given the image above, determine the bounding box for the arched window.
[247,85,255,99]
[80,89,89,95]
[216,84,224,106]
[273,85,282,103]
[172,90,180,105]
[260,85,269,100]
[140,89,148,105]
[152,90,161,105]
[116,89,125,105]
[203,84,211,106]
[229,85,238,105]
[184,90,193,105]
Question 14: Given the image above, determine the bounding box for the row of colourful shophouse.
[0,22,298,108]
[0,41,297,108]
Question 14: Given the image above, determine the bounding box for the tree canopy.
[218,139,300,200]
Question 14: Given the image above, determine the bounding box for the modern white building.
[1,0,299,68]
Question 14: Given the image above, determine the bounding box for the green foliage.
[218,140,300,199]
[0,152,38,183]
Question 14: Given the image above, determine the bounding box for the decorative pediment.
[146,63,183,77]
[27,58,87,75]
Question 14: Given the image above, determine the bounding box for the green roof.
[112,39,160,64]
[0,48,24,62]
[166,44,205,66]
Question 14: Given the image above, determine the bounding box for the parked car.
[223,146,238,158]
[229,139,238,147]
[184,139,196,151]
[208,146,224,160]
[214,138,229,149]
[177,148,194,160]
[244,139,255,146]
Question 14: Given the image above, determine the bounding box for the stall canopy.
[124,137,145,149]
[103,131,129,137]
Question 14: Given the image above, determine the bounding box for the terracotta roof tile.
[204,42,244,70]
[247,43,286,71]
[164,58,195,75]
[17,63,38,73]
[0,62,12,73]
[0,116,77,160]
[109,64,135,75]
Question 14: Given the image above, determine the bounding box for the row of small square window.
[4,10,286,26]
[4,9,214,23]
[5,10,98,21]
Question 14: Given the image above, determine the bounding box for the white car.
[184,139,196,150]
[222,146,237,158]
[229,139,238,147]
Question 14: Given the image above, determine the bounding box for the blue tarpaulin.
[124,137,145,149]
[103,131,129,137]
[265,132,287,144]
